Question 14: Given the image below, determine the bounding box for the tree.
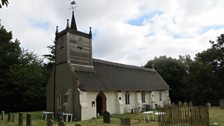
[43,42,55,71]
[189,34,224,105]
[145,56,187,102]
[0,0,8,8]
[0,25,48,111]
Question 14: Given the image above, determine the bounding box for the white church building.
[47,11,170,121]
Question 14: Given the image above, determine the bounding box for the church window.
[159,91,162,101]
[141,92,145,103]
[58,94,62,108]
[64,95,68,102]
[125,92,130,104]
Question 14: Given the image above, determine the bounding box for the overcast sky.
[1,0,224,66]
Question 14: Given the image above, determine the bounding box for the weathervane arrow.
[70,0,76,11]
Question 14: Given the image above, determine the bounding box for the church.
[47,11,170,121]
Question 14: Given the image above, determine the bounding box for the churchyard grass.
[209,107,224,125]
[0,107,223,126]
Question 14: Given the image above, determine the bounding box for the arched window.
[159,91,162,101]
[125,92,130,104]
[58,94,62,108]
[141,92,145,103]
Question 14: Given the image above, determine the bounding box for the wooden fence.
[158,103,210,126]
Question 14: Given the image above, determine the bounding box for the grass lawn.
[0,107,223,126]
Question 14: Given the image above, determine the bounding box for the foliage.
[0,26,47,112]
[190,34,224,105]
[43,42,55,71]
[145,56,187,102]
[144,34,224,105]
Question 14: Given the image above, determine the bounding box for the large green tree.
[188,34,224,105]
[145,56,187,103]
[0,26,48,111]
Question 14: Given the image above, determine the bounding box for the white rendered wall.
[79,90,170,120]
[151,91,170,108]
[105,92,117,114]
[79,90,98,120]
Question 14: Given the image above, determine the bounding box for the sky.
[1,0,224,66]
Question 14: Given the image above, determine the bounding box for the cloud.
[1,0,224,66]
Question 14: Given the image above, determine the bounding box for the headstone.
[120,118,131,126]
[26,113,31,126]
[12,114,15,123]
[103,111,110,123]
[18,112,23,126]
[206,103,211,107]
[47,119,53,126]
[1,111,4,120]
[178,101,182,106]
[58,120,65,126]
[189,101,193,106]
[183,102,188,106]
[7,113,11,121]
[219,99,224,109]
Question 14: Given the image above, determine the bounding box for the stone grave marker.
[103,111,110,123]
[47,119,53,126]
[7,112,11,121]
[58,120,65,126]
[1,111,4,120]
[26,113,31,126]
[120,118,131,126]
[12,114,15,123]
[18,112,23,126]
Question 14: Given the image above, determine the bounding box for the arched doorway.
[96,92,106,116]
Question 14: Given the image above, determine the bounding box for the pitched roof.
[73,59,169,91]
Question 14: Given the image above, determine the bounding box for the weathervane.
[70,0,76,12]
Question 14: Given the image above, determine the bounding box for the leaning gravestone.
[26,113,31,126]
[12,114,15,123]
[219,99,224,109]
[47,119,53,126]
[7,113,11,121]
[58,120,65,126]
[120,118,131,126]
[103,111,110,123]
[18,112,23,126]
[1,111,4,120]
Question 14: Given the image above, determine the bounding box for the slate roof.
[73,59,169,91]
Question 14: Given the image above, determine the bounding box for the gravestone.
[12,114,15,123]
[120,118,131,126]
[18,112,23,126]
[219,99,224,109]
[206,103,211,107]
[58,120,65,126]
[1,111,4,120]
[103,111,110,123]
[26,113,31,126]
[7,113,11,121]
[47,119,53,126]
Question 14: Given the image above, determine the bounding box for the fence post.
[26,113,31,126]
[18,112,23,126]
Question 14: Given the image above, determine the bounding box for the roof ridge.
[93,58,155,72]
